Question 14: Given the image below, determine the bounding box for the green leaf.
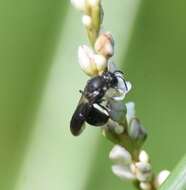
[160,155,186,190]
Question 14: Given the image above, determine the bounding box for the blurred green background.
[0,0,186,190]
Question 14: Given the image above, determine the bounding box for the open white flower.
[107,62,132,100]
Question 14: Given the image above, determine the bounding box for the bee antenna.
[114,70,124,75]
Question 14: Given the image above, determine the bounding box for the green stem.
[86,4,102,47]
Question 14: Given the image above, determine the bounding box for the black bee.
[70,71,126,136]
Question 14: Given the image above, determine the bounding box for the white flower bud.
[71,0,87,11]
[114,124,124,134]
[94,54,107,75]
[112,165,136,181]
[106,100,127,129]
[126,102,135,124]
[139,182,152,190]
[78,45,107,76]
[82,15,92,27]
[78,45,98,76]
[87,0,100,7]
[130,163,136,174]
[109,145,132,165]
[135,162,152,182]
[139,150,150,163]
[105,119,124,134]
[154,170,170,188]
[95,32,114,58]
[128,118,147,144]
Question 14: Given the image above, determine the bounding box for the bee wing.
[70,96,91,136]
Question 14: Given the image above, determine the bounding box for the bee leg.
[96,103,110,113]
[86,103,109,126]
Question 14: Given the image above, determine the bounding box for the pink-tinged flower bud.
[95,32,114,58]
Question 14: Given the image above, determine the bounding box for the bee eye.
[110,76,118,87]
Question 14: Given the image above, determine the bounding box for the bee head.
[103,71,118,88]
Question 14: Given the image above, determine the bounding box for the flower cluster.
[110,141,170,190]
[71,1,170,190]
[71,0,114,76]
